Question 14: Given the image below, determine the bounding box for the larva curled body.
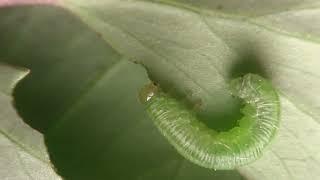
[139,74,280,170]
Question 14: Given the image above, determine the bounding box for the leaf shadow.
[227,47,270,80]
[202,40,272,131]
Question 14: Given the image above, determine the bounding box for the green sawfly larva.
[139,74,280,170]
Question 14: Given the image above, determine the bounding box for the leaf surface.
[1,0,320,179]
[0,63,60,179]
[0,5,242,180]
[59,0,320,179]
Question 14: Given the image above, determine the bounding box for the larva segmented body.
[139,74,280,170]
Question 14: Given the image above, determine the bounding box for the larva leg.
[139,74,280,170]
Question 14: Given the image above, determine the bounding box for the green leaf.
[58,0,320,179]
[0,6,242,180]
[1,0,320,179]
[0,63,60,179]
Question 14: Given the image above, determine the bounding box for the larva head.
[139,83,159,104]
